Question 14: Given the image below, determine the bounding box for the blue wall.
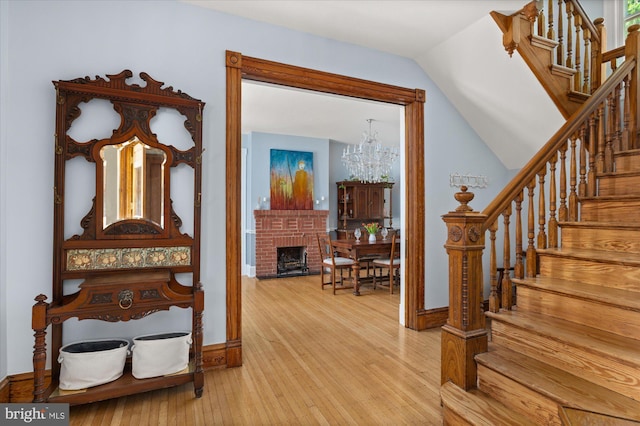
[245,131,331,268]
[1,0,508,376]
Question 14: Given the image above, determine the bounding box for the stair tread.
[560,407,640,425]
[476,346,640,421]
[440,381,538,426]
[598,170,640,178]
[580,194,640,201]
[537,247,640,265]
[485,310,640,365]
[560,221,640,230]
[512,276,640,310]
[614,148,640,157]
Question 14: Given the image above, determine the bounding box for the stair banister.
[442,24,640,393]
[482,59,636,230]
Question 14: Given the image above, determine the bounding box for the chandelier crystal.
[341,119,399,183]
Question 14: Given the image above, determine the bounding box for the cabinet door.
[353,185,370,219]
[368,187,384,218]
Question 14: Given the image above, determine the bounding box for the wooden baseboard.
[7,371,51,403]
[202,342,228,369]
[0,376,10,403]
[416,306,449,330]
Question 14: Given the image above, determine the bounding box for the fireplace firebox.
[277,246,308,277]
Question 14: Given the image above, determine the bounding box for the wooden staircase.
[491,0,607,119]
[441,1,640,424]
[442,150,640,424]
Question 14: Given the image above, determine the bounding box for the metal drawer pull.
[118,289,134,310]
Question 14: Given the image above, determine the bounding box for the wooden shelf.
[47,363,197,405]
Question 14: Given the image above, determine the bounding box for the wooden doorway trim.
[225,51,425,367]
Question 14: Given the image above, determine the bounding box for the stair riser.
[516,286,640,338]
[597,175,640,196]
[580,200,640,222]
[490,320,640,400]
[538,256,640,291]
[477,364,561,426]
[613,154,640,172]
[561,226,640,254]
[441,406,472,426]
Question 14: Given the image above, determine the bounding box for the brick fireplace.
[254,209,329,279]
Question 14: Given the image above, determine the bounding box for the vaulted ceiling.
[184,0,566,169]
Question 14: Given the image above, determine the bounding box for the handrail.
[568,0,599,45]
[602,45,625,64]
[481,58,636,229]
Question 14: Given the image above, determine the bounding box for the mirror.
[101,136,166,229]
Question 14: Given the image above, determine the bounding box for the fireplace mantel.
[254,210,329,279]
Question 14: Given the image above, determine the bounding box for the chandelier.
[341,119,399,183]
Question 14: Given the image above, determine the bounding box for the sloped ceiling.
[183,0,566,169]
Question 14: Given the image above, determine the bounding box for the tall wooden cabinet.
[336,181,393,239]
[31,70,205,405]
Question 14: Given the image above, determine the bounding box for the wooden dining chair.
[316,233,355,295]
[372,234,400,294]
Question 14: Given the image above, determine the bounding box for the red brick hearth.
[254,209,329,279]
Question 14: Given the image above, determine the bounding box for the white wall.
[1,0,506,376]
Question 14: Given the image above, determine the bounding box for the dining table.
[331,237,397,296]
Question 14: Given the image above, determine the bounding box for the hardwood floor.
[68,275,444,425]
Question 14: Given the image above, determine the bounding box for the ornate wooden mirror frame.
[225,51,426,367]
[52,70,204,278]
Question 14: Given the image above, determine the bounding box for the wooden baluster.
[538,7,545,38]
[537,168,548,249]
[558,141,568,221]
[583,27,591,93]
[514,191,524,279]
[605,91,615,172]
[566,1,574,69]
[501,206,513,310]
[569,135,579,221]
[597,102,606,173]
[556,0,565,66]
[578,123,587,197]
[623,74,631,151]
[614,82,623,154]
[546,0,554,41]
[625,25,640,150]
[574,14,583,90]
[527,179,537,277]
[548,153,558,248]
[587,112,597,196]
[489,220,499,313]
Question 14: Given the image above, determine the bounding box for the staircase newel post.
[625,24,640,149]
[441,186,488,390]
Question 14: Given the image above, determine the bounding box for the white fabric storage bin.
[131,332,191,379]
[58,339,129,390]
